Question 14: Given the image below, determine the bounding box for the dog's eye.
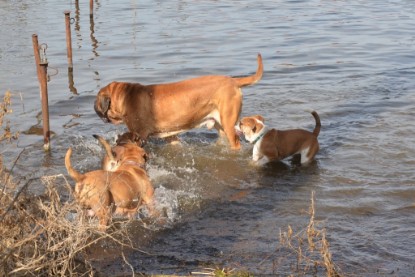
[253,126,257,133]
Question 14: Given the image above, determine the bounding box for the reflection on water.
[89,14,98,58]
[74,0,81,48]
[0,0,415,275]
[67,67,77,94]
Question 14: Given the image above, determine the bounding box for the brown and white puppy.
[65,136,154,230]
[94,54,263,150]
[238,111,321,165]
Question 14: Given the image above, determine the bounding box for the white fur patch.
[155,110,221,138]
[247,119,265,143]
[300,147,311,164]
[198,110,220,129]
[252,134,268,164]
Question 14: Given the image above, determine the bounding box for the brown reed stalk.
[0,91,19,142]
[277,191,343,277]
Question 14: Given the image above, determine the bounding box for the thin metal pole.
[39,61,50,151]
[90,0,93,16]
[64,11,73,69]
[31,34,42,83]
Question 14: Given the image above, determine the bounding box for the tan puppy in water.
[238,111,321,165]
[65,135,154,230]
[94,54,263,149]
[97,132,147,172]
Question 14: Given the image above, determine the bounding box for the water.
[1,0,415,275]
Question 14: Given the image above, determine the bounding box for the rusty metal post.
[37,43,51,151]
[31,34,42,83]
[39,60,50,151]
[64,11,73,69]
[90,0,93,16]
[33,35,51,150]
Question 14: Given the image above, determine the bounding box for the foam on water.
[150,185,200,227]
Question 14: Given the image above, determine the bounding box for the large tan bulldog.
[94,54,263,149]
[65,135,154,230]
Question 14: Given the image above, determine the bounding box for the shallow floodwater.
[1,0,415,275]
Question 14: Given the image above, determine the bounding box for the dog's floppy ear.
[94,97,110,119]
[253,115,264,123]
[99,96,111,114]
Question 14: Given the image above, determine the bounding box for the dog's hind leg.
[300,142,319,164]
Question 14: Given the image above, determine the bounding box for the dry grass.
[191,267,252,277]
[0,91,19,142]
[0,92,138,276]
[1,176,92,276]
[277,191,342,277]
[0,173,141,276]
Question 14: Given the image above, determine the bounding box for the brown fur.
[239,111,321,164]
[94,54,263,150]
[95,132,147,171]
[65,140,154,230]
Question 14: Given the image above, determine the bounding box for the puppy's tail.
[93,134,115,161]
[233,53,263,87]
[311,111,321,137]
[65,148,84,182]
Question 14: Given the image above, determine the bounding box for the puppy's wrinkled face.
[120,143,149,166]
[101,133,149,172]
[102,145,124,171]
[238,115,265,143]
[102,143,149,172]
[102,154,119,171]
[116,132,145,147]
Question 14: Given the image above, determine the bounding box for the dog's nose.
[101,117,110,123]
[234,125,243,137]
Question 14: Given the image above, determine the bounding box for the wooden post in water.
[64,11,73,69]
[31,34,42,83]
[32,36,51,151]
[39,58,50,151]
[90,0,93,16]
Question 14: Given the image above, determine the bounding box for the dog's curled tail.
[65,148,84,182]
[311,111,321,137]
[234,53,263,87]
[93,134,115,161]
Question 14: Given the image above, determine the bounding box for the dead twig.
[274,191,343,277]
